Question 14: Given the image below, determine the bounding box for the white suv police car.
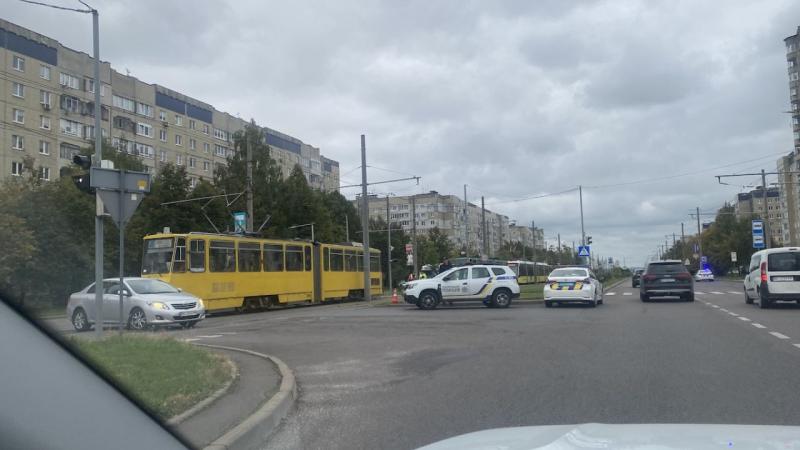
[403,265,520,310]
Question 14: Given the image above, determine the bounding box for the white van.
[743,247,800,308]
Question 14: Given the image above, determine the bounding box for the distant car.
[632,269,644,287]
[67,277,205,332]
[744,247,800,309]
[640,261,694,302]
[543,267,603,308]
[694,269,714,282]
[403,265,520,309]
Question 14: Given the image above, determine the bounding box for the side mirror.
[122,289,132,297]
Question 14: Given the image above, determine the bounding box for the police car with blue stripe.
[403,264,520,310]
[543,266,604,308]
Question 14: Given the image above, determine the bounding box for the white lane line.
[720,308,729,312]
[712,305,720,308]
[606,292,617,296]
[622,292,632,296]
[695,292,706,295]
[770,332,791,340]
[194,334,223,339]
[752,323,767,329]
[727,291,740,295]
[793,344,800,349]
[183,338,201,342]
[738,317,751,322]
[727,312,739,317]
[711,291,724,295]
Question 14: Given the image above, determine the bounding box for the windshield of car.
[126,279,180,295]
[549,268,588,278]
[648,263,688,274]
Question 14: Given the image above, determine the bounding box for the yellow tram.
[141,232,382,312]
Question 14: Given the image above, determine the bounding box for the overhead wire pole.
[246,128,253,232]
[412,195,418,278]
[481,196,487,258]
[696,206,703,261]
[360,135,371,302]
[463,184,468,254]
[681,223,685,261]
[386,195,392,292]
[531,220,536,264]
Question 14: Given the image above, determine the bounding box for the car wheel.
[180,321,198,329]
[127,307,148,330]
[686,293,695,302]
[71,308,91,332]
[759,294,770,309]
[545,301,553,308]
[589,299,597,308]
[744,287,754,305]
[417,291,439,310]
[640,293,649,302]
[491,289,512,308]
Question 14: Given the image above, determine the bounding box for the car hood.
[135,292,199,303]
[417,423,800,450]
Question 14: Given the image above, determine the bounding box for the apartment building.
[734,187,783,246]
[356,191,514,258]
[0,19,339,190]
[507,223,545,251]
[777,28,800,245]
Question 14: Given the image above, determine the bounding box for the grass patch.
[69,335,232,419]
[24,304,66,319]
[519,283,544,300]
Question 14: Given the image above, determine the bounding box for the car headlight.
[149,301,169,310]
[197,298,205,309]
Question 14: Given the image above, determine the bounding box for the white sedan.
[694,269,715,282]
[543,267,603,308]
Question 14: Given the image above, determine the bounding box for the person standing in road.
[407,271,415,282]
[438,258,453,273]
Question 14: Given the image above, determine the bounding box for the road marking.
[696,292,706,295]
[752,323,767,329]
[606,292,616,296]
[738,317,751,322]
[622,292,632,296]
[727,312,739,317]
[183,338,201,342]
[194,334,223,339]
[770,332,791,340]
[711,305,720,308]
[793,344,800,350]
[727,291,739,295]
[711,291,724,295]
[720,308,729,312]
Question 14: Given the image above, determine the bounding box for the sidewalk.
[171,347,281,449]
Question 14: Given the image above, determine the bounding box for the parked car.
[632,268,644,287]
[67,277,205,331]
[744,247,800,309]
[640,261,694,302]
[694,269,715,282]
[543,267,603,308]
[403,265,520,309]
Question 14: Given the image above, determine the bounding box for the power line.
[367,165,417,178]
[485,187,580,206]
[18,0,91,12]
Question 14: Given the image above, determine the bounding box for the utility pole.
[681,222,685,261]
[463,184,468,253]
[345,214,349,242]
[696,206,703,260]
[531,220,536,264]
[386,195,392,291]
[360,135,371,302]
[481,196,487,259]
[91,7,104,339]
[579,185,586,245]
[557,233,562,264]
[412,195,418,278]
[762,168,771,249]
[246,128,254,232]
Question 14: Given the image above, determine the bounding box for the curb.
[166,354,239,426]
[604,278,627,292]
[194,344,297,450]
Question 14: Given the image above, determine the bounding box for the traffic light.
[586,236,593,245]
[71,154,93,193]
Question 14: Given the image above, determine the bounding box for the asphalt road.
[153,279,800,449]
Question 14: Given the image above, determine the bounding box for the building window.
[791,61,796,68]
[159,129,167,142]
[202,124,209,135]
[59,72,80,89]
[40,116,51,130]
[175,135,183,146]
[159,110,167,121]
[792,72,800,82]
[12,55,25,72]
[213,129,227,141]
[214,145,226,157]
[203,160,210,172]
[190,177,197,188]
[39,140,50,155]
[159,150,167,162]
[86,78,96,93]
[134,142,154,159]
[12,82,24,98]
[175,115,183,126]
[189,157,196,168]
[12,135,24,150]
[112,95,135,112]
[189,120,196,130]
[176,154,184,165]
[203,142,210,153]
[40,65,50,80]
[189,138,196,150]
[61,95,80,113]
[38,167,50,181]
[137,123,153,138]
[11,161,23,176]
[13,109,24,124]
[60,119,82,136]
[136,103,154,117]
[40,90,52,107]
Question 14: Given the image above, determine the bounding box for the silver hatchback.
[66,278,206,332]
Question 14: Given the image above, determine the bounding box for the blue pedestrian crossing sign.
[577,245,591,257]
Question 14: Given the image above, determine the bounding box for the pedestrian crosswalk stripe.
[606,292,616,296]
[622,292,632,296]
[727,291,739,295]
[711,291,724,295]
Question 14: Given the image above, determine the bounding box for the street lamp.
[289,223,315,242]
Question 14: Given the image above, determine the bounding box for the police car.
[543,266,604,308]
[403,265,520,310]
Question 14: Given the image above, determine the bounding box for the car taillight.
[642,274,656,281]
[761,262,767,283]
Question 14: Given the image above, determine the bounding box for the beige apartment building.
[507,223,545,251]
[777,27,800,245]
[357,191,524,258]
[0,19,339,190]
[734,187,783,246]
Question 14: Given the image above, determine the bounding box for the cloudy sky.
[6,0,800,264]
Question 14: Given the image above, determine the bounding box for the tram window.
[189,240,205,272]
[356,251,364,272]
[345,250,355,272]
[142,238,173,275]
[209,240,236,272]
[330,249,344,271]
[264,244,284,272]
[323,248,330,271]
[304,246,311,271]
[173,238,186,273]
[370,253,380,272]
[286,245,303,271]
[238,242,261,272]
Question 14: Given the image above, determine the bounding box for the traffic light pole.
[91,8,104,339]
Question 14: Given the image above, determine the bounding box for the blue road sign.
[577,245,591,257]
[752,220,765,249]
[700,256,708,264]
[233,211,247,233]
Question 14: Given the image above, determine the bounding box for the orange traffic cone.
[391,288,399,304]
